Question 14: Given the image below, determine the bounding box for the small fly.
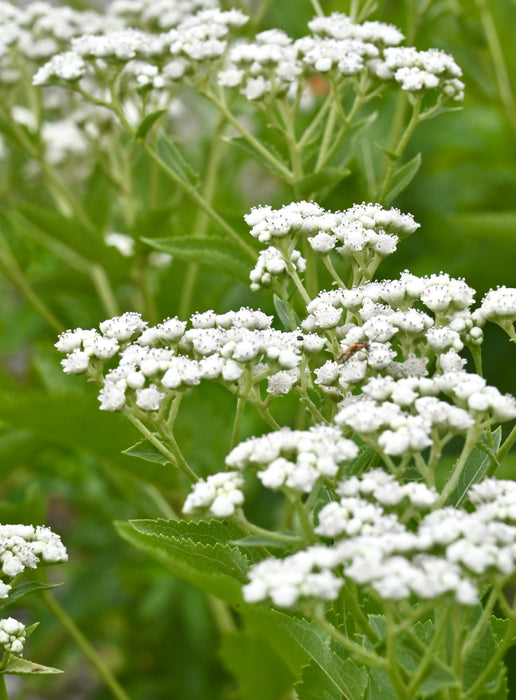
[337,341,370,363]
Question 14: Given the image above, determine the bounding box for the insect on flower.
[337,341,370,363]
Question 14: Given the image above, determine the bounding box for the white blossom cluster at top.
[0,524,67,656]
[218,12,464,102]
[55,307,326,411]
[245,200,419,291]
[242,473,516,607]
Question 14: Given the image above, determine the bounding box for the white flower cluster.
[243,474,516,608]
[473,286,516,327]
[33,8,248,88]
[217,12,463,103]
[183,472,244,518]
[225,425,358,493]
[107,0,218,31]
[0,524,68,578]
[0,617,26,655]
[370,46,464,100]
[245,201,418,291]
[250,246,306,292]
[305,272,483,396]
[218,28,301,100]
[56,308,325,411]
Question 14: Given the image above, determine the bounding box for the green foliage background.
[0,0,514,698]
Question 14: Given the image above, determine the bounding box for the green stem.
[464,617,516,698]
[0,674,7,700]
[179,115,227,319]
[475,0,516,137]
[90,264,120,318]
[42,591,131,700]
[125,410,199,483]
[141,140,256,260]
[231,396,247,450]
[496,423,516,464]
[0,240,64,333]
[376,96,422,204]
[204,88,294,183]
[315,615,388,670]
[232,511,303,545]
[461,588,497,661]
[434,428,481,508]
[310,0,324,15]
[406,607,451,696]
[292,496,316,544]
[322,255,347,289]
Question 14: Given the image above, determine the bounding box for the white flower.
[183,472,244,518]
[0,618,26,655]
[33,50,86,85]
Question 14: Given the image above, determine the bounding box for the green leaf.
[447,427,502,506]
[220,629,295,700]
[345,445,377,478]
[273,294,297,331]
[275,614,368,699]
[135,109,167,139]
[123,439,170,465]
[142,235,253,280]
[229,535,296,549]
[15,203,106,264]
[155,132,199,185]
[384,152,422,204]
[0,582,61,610]
[223,136,290,181]
[366,668,399,700]
[295,660,341,700]
[295,167,351,198]
[351,111,379,145]
[1,657,63,675]
[0,389,176,489]
[115,518,250,605]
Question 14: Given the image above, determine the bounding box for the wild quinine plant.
[0,0,515,698]
[55,198,516,699]
[0,525,67,697]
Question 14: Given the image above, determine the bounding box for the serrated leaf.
[295,167,351,198]
[366,668,399,700]
[295,660,341,700]
[115,518,250,605]
[385,152,422,204]
[275,613,367,699]
[155,132,199,185]
[447,427,502,506]
[135,109,167,139]
[220,629,294,700]
[142,235,253,280]
[230,535,296,549]
[0,582,61,609]
[1,657,63,675]
[123,439,170,465]
[345,445,377,478]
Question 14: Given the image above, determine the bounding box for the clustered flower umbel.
[55,307,326,411]
[32,8,248,88]
[246,201,419,291]
[242,472,516,608]
[217,11,463,103]
[0,524,67,656]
